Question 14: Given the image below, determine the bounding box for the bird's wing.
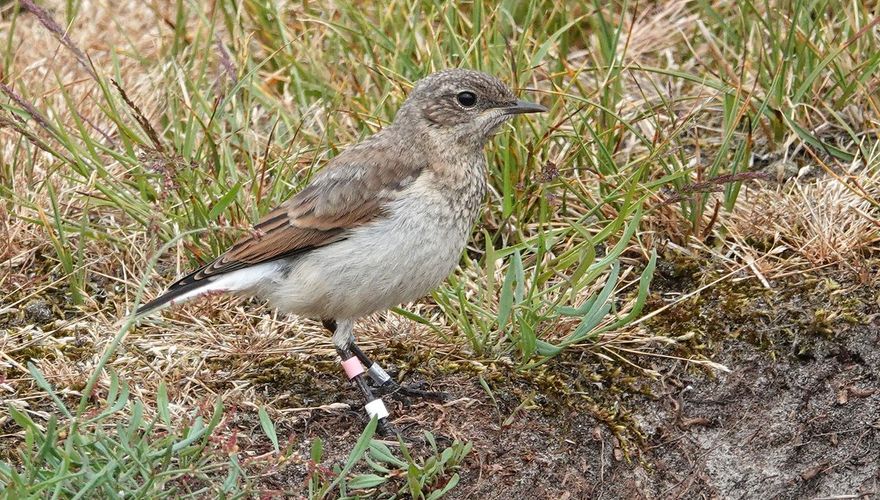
[170,140,426,287]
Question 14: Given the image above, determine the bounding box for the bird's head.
[392,69,546,148]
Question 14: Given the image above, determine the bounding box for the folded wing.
[136,140,425,315]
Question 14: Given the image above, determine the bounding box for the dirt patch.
[270,334,879,498]
[629,323,880,499]
[241,261,880,498]
[3,256,879,498]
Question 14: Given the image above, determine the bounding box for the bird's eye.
[456,91,477,108]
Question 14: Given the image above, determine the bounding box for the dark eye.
[456,91,477,107]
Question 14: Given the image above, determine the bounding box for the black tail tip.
[134,293,177,317]
[134,300,161,317]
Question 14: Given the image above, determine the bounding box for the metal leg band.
[367,363,392,385]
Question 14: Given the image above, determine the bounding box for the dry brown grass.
[2,0,879,495]
[725,145,880,279]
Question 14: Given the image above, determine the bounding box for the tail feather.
[136,278,216,316]
[135,262,279,317]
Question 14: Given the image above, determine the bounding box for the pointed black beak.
[503,99,548,115]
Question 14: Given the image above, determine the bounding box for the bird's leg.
[323,319,396,387]
[326,319,396,436]
[348,342,448,402]
[323,320,448,402]
[348,342,394,386]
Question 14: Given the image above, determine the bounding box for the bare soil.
[4,256,879,499]
[230,259,880,498]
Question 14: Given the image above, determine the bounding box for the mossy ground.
[7,249,876,497]
[2,0,879,496]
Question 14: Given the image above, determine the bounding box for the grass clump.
[1,0,879,496]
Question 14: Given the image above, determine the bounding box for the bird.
[136,68,547,434]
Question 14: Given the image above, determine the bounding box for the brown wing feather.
[167,137,426,287]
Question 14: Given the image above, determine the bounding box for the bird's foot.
[377,380,449,402]
[373,416,418,444]
[376,417,398,437]
[372,420,430,446]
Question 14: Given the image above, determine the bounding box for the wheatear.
[137,68,546,433]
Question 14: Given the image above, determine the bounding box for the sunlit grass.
[1,0,878,496]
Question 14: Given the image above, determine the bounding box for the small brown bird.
[137,68,546,433]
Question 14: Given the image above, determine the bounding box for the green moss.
[9,344,54,366]
[645,255,877,361]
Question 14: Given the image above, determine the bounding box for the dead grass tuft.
[726,149,880,276]
[2,0,879,494]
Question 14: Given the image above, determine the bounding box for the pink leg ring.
[341,356,365,379]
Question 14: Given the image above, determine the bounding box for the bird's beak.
[503,99,548,115]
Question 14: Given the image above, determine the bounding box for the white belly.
[258,192,473,320]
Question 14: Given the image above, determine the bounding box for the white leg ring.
[364,399,389,420]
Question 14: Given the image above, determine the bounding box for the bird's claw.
[377,417,398,437]
[373,422,425,445]
[377,381,449,402]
